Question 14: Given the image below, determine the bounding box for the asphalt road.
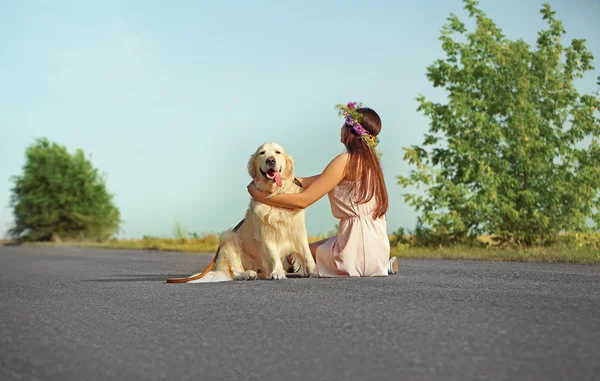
[1,246,599,381]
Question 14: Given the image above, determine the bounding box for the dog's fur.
[206,142,318,281]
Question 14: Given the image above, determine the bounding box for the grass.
[3,234,599,264]
[391,244,600,264]
[20,235,222,253]
[13,234,330,253]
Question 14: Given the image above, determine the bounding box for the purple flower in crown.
[353,123,367,136]
[347,102,358,110]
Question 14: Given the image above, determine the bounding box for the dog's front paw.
[307,265,320,278]
[269,268,287,280]
[234,270,258,281]
[297,263,319,278]
[295,266,308,277]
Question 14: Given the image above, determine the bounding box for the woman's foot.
[388,257,399,274]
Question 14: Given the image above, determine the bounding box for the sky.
[1,0,599,239]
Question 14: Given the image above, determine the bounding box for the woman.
[247,102,398,277]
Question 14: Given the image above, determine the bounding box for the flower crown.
[335,101,382,159]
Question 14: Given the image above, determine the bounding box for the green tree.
[397,0,600,247]
[9,138,121,242]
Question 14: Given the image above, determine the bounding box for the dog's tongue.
[274,172,282,187]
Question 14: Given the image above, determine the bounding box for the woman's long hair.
[341,107,389,219]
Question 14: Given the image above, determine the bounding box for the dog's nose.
[266,157,276,166]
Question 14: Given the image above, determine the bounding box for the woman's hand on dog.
[247,181,266,200]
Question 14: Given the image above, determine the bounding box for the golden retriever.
[187,142,318,282]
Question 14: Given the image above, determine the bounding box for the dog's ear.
[283,152,295,178]
[247,153,258,179]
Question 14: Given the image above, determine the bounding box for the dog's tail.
[165,256,217,283]
[185,270,232,283]
[166,219,245,284]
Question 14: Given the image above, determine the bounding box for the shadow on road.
[81,274,190,282]
[82,272,307,283]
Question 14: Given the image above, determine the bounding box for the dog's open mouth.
[260,168,283,188]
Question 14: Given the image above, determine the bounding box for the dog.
[185,142,318,282]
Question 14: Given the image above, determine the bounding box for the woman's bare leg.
[309,237,331,262]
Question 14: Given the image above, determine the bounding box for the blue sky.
[1,0,599,239]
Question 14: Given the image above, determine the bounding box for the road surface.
[1,246,599,381]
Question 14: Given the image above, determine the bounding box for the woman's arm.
[296,174,321,189]
[248,153,348,209]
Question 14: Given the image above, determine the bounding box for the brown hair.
[341,107,389,219]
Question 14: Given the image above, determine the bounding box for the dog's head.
[248,142,295,192]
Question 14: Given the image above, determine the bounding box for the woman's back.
[315,180,390,277]
[327,179,380,220]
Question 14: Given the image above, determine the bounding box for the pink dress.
[315,180,390,277]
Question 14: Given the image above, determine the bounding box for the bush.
[397,0,600,247]
[9,138,121,242]
[556,231,600,249]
